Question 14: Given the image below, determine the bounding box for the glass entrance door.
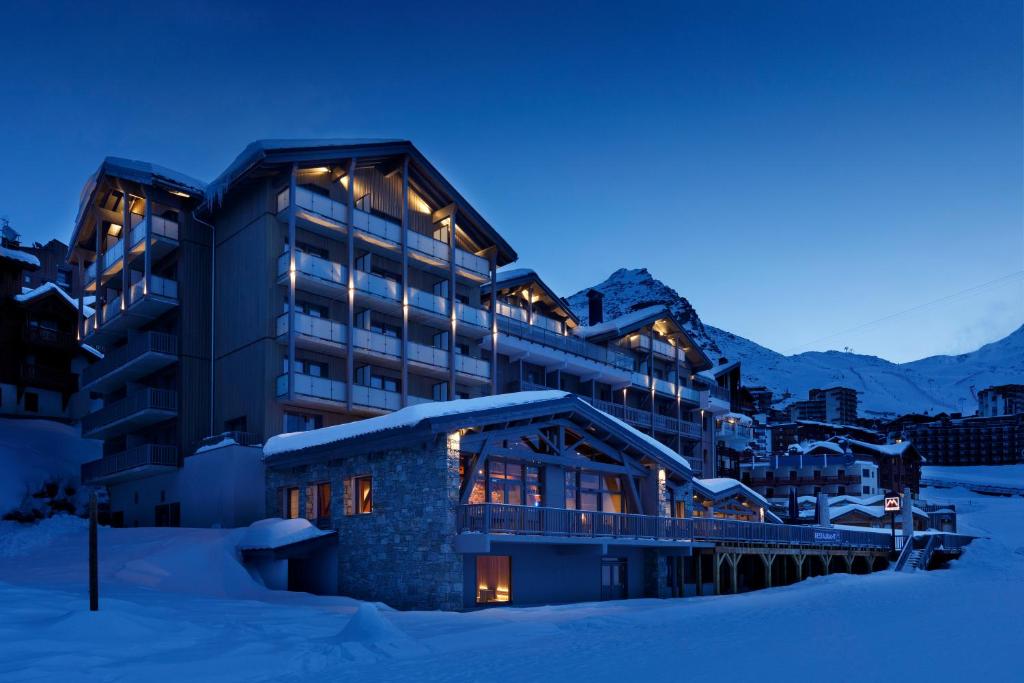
[601,558,627,601]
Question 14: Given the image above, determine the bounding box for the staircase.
[906,548,926,570]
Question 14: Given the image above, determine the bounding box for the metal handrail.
[458,503,891,549]
[81,331,177,387]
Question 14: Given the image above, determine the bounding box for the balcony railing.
[708,384,730,402]
[23,325,77,347]
[276,312,347,346]
[85,261,97,283]
[278,187,490,278]
[102,295,123,323]
[128,274,178,305]
[353,270,401,303]
[747,475,862,487]
[352,328,402,359]
[496,315,634,371]
[628,335,676,359]
[103,239,124,271]
[81,331,177,388]
[279,250,348,289]
[81,445,178,483]
[455,301,490,329]
[409,287,448,316]
[81,388,177,435]
[455,353,490,378]
[129,214,179,247]
[277,373,347,403]
[581,397,702,438]
[458,503,891,549]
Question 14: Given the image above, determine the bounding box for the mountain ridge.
[565,268,1024,417]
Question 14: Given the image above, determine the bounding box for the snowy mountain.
[566,268,1024,417]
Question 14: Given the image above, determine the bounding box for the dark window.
[476,556,511,604]
[23,392,39,413]
[155,502,180,527]
[305,482,332,528]
[283,412,322,432]
[601,558,628,601]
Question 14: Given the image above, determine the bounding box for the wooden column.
[76,260,84,339]
[346,158,356,411]
[143,190,152,298]
[121,190,130,306]
[489,252,498,396]
[94,216,103,324]
[648,328,656,436]
[287,165,297,401]
[447,209,457,400]
[400,156,409,407]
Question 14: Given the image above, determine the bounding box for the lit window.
[476,556,511,604]
[347,476,372,515]
[283,487,300,519]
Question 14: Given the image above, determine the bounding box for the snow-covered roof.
[796,441,847,455]
[493,268,536,283]
[828,494,884,507]
[205,138,402,204]
[830,504,928,520]
[698,359,740,381]
[16,282,95,317]
[264,390,693,473]
[237,518,333,551]
[695,477,770,507]
[573,304,668,340]
[720,412,752,426]
[483,267,579,324]
[837,437,914,458]
[0,246,40,269]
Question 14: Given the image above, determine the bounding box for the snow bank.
[0,419,101,519]
[237,518,332,550]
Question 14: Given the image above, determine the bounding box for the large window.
[284,412,322,432]
[565,471,623,512]
[486,460,541,507]
[476,556,511,604]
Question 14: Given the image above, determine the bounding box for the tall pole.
[400,156,409,407]
[89,491,98,611]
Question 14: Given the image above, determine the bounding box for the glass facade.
[565,470,624,512]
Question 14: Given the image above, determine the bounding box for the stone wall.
[265,433,465,610]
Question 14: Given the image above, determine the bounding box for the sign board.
[884,495,901,513]
[813,530,839,542]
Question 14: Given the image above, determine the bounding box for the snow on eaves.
[695,477,769,506]
[103,157,207,196]
[237,518,332,551]
[264,390,693,473]
[573,305,668,340]
[17,283,94,317]
[837,437,912,457]
[492,268,537,284]
[265,391,571,457]
[0,246,40,269]
[206,138,403,205]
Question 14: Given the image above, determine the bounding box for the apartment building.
[0,247,97,420]
[977,384,1024,418]
[787,386,858,425]
[740,442,880,500]
[481,272,720,474]
[69,139,727,525]
[897,414,1023,466]
[67,158,210,524]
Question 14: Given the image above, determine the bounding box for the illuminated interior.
[476,556,511,604]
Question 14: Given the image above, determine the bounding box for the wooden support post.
[400,156,409,407]
[729,554,739,594]
[713,552,722,595]
[121,190,130,305]
[287,165,297,401]
[447,209,457,399]
[143,189,152,297]
[346,158,356,411]
[794,553,805,581]
[88,491,98,611]
[695,550,703,595]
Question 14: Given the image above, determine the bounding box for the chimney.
[587,289,604,325]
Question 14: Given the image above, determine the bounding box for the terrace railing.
[458,503,891,550]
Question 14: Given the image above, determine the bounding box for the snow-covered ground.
[922,464,1024,490]
[0,486,1018,682]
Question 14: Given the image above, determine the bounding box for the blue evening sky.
[1,1,1020,362]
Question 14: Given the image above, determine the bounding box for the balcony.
[455,302,490,335]
[277,187,491,281]
[408,287,448,318]
[488,314,634,384]
[352,270,402,312]
[276,312,347,355]
[19,364,75,393]
[22,325,77,349]
[80,331,178,392]
[275,374,418,414]
[81,388,178,439]
[278,250,348,297]
[126,274,179,319]
[352,327,402,364]
[81,445,179,485]
[405,341,491,381]
[627,334,677,360]
[101,239,125,278]
[580,397,702,440]
[127,214,179,261]
[84,261,97,291]
[703,384,731,414]
[747,475,862,488]
[456,503,890,550]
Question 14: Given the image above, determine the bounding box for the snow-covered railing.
[459,503,891,549]
[496,315,634,371]
[81,444,178,483]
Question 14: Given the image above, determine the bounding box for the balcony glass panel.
[104,240,124,268]
[408,287,448,316]
[352,328,401,358]
[277,373,347,402]
[353,270,400,302]
[407,341,449,368]
[455,248,489,276]
[278,251,347,288]
[455,354,490,378]
[495,301,528,323]
[407,230,450,261]
[277,312,346,345]
[350,384,402,411]
[455,302,490,329]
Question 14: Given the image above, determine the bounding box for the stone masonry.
[265,433,465,610]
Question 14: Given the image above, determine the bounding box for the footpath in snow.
[0,486,1019,682]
